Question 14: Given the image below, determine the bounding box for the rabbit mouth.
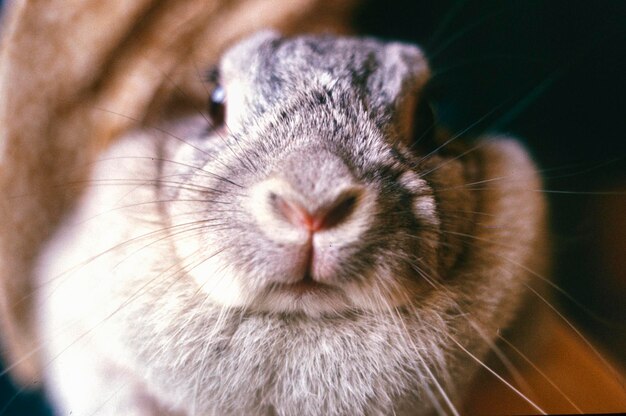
[252,275,353,316]
[269,276,336,298]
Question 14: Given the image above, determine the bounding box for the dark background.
[1,1,625,414]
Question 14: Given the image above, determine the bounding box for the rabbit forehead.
[221,32,430,111]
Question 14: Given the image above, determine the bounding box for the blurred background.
[1,0,625,414]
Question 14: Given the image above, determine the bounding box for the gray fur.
[35,32,546,415]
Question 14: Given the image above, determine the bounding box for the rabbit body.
[35,32,545,415]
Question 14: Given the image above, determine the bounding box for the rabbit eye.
[206,66,226,129]
[208,84,226,128]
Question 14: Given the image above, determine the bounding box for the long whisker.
[449,336,547,414]
[522,283,625,385]
[388,250,565,411]
[379,293,460,416]
[497,334,584,413]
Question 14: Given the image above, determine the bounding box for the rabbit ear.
[364,42,431,144]
[374,43,431,103]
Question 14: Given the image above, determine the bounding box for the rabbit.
[33,31,547,415]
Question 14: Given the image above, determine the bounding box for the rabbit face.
[34,32,546,416]
[165,32,445,317]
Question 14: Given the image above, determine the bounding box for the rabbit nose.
[247,148,372,243]
[272,192,359,232]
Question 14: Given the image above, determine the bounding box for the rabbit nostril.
[273,193,358,232]
[322,195,357,229]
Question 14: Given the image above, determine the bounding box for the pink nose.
[273,193,358,232]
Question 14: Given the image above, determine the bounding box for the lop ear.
[0,1,358,386]
[380,42,431,99]
[366,42,431,144]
